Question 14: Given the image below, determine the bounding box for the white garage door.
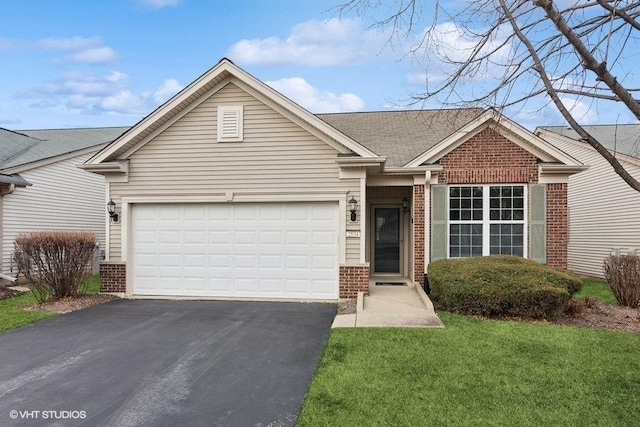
[132,202,339,299]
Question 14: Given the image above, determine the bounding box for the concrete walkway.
[332,279,443,328]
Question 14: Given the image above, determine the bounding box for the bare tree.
[337,0,640,191]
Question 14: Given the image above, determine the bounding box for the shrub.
[14,231,97,303]
[603,255,640,308]
[428,256,581,320]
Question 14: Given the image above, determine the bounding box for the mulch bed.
[0,287,21,300]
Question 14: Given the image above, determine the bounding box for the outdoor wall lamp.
[107,199,119,223]
[348,197,358,222]
[402,196,410,213]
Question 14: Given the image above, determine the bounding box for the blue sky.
[1,0,637,130]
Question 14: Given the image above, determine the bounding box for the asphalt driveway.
[0,299,336,427]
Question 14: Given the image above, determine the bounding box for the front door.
[373,207,401,274]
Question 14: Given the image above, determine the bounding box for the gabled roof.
[86,58,379,165]
[0,127,128,171]
[318,108,483,167]
[405,109,582,168]
[539,124,640,159]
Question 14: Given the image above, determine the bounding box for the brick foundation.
[339,265,369,298]
[100,262,126,293]
[413,184,425,287]
[546,183,568,269]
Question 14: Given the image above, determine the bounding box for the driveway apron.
[0,299,336,427]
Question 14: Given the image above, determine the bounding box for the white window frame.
[217,105,243,142]
[447,184,528,258]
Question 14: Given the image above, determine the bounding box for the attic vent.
[217,105,243,142]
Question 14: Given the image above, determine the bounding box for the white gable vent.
[217,105,243,142]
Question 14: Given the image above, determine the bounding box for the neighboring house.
[82,58,585,300]
[537,125,640,278]
[0,126,128,280]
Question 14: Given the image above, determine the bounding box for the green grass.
[573,278,617,305]
[299,313,640,426]
[0,276,101,334]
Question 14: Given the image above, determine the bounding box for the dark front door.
[373,207,401,273]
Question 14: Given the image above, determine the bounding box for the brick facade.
[413,184,425,287]
[100,262,126,293]
[546,183,568,269]
[438,128,538,184]
[339,265,369,298]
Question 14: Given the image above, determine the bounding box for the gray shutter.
[431,185,448,262]
[529,184,546,264]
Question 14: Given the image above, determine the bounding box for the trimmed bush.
[428,256,582,320]
[14,231,97,303]
[603,255,640,308]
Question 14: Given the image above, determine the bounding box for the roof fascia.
[228,71,378,158]
[537,128,640,167]
[87,59,379,165]
[2,143,106,175]
[405,109,581,167]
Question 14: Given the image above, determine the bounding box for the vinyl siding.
[545,134,640,277]
[2,153,106,274]
[109,82,361,262]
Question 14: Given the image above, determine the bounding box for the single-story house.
[537,125,640,278]
[82,58,585,300]
[0,126,127,281]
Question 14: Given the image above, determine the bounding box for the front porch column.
[413,184,425,287]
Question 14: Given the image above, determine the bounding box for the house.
[82,58,585,300]
[536,125,640,278]
[0,126,128,281]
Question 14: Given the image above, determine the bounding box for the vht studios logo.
[9,410,87,420]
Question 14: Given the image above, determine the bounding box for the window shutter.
[529,184,546,263]
[431,185,447,262]
[217,106,243,141]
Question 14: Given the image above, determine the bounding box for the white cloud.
[266,77,364,113]
[558,96,598,124]
[67,46,118,64]
[153,79,182,103]
[36,36,102,50]
[227,18,389,66]
[21,71,182,116]
[137,0,182,9]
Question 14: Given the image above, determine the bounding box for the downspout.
[0,185,17,282]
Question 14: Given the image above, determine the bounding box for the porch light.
[348,197,358,222]
[107,199,119,223]
[402,196,410,213]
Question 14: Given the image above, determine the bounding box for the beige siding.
[110,82,361,262]
[2,153,106,274]
[545,134,640,277]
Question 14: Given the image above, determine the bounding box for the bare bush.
[14,231,97,303]
[603,255,640,308]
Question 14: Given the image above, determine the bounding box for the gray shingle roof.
[0,127,129,170]
[0,128,42,165]
[541,125,640,159]
[317,109,483,167]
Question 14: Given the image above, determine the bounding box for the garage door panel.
[133,202,339,299]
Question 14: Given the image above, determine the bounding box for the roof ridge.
[316,107,482,116]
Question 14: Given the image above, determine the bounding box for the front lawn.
[299,313,640,426]
[573,278,617,305]
[0,276,101,334]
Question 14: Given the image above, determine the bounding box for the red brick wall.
[100,262,126,293]
[339,265,369,298]
[546,183,568,269]
[413,184,425,287]
[438,128,538,184]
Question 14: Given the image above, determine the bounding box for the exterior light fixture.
[348,197,358,222]
[402,196,410,213]
[107,199,119,222]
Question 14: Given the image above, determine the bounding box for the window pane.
[461,187,471,197]
[450,187,460,198]
[450,211,460,221]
